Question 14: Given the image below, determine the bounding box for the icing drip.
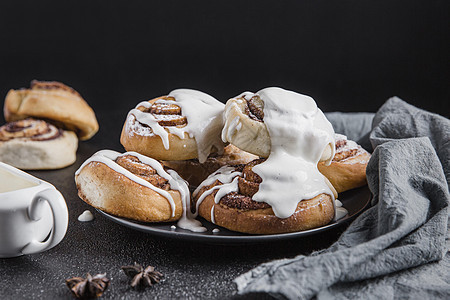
[211,205,215,223]
[193,166,241,197]
[193,167,242,221]
[168,169,206,232]
[126,89,225,163]
[334,199,347,220]
[248,87,336,219]
[335,207,348,220]
[75,150,206,232]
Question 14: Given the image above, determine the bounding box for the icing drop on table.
[78,210,94,222]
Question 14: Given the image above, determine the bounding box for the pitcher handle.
[22,188,68,255]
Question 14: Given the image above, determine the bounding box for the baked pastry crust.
[0,119,77,170]
[4,80,99,140]
[75,152,184,222]
[194,160,335,234]
[318,135,371,193]
[162,144,258,187]
[199,191,334,234]
[121,90,225,162]
[121,97,202,161]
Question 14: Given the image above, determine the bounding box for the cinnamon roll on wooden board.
[193,159,336,234]
[4,80,98,140]
[0,119,77,170]
[120,89,225,163]
[318,134,371,193]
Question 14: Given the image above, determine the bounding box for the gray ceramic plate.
[96,186,371,244]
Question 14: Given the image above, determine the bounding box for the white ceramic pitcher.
[0,162,68,258]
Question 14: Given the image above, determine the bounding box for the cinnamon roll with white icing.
[120,89,225,163]
[193,159,336,234]
[0,119,78,170]
[193,87,342,234]
[4,80,98,140]
[318,134,371,193]
[222,90,334,161]
[75,150,206,231]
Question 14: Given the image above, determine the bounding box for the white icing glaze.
[335,134,359,153]
[211,205,215,223]
[246,87,336,219]
[198,88,337,222]
[334,133,369,165]
[0,168,38,193]
[125,89,225,163]
[335,207,348,220]
[221,116,241,143]
[168,169,206,232]
[170,225,177,230]
[193,167,242,222]
[193,166,241,197]
[335,199,343,207]
[75,150,206,232]
[212,228,220,233]
[78,210,94,222]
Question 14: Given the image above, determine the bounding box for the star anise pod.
[121,263,163,288]
[66,273,110,299]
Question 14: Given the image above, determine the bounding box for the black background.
[0,0,449,121]
[0,1,449,298]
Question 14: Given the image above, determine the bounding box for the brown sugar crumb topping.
[115,155,169,189]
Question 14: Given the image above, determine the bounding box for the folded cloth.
[325,111,374,147]
[234,97,450,299]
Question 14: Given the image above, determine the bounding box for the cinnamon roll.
[193,159,336,234]
[318,134,371,193]
[75,150,205,231]
[4,80,98,140]
[120,89,225,163]
[0,119,78,170]
[222,90,334,161]
[162,144,259,187]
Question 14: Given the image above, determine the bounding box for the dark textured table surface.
[0,110,352,300]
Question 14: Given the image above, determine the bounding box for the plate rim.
[95,186,372,244]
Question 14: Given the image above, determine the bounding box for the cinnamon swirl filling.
[242,95,264,122]
[0,119,63,142]
[333,134,361,162]
[30,80,80,96]
[194,159,271,211]
[115,155,169,190]
[138,97,187,128]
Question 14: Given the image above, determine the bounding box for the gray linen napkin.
[234,97,450,299]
